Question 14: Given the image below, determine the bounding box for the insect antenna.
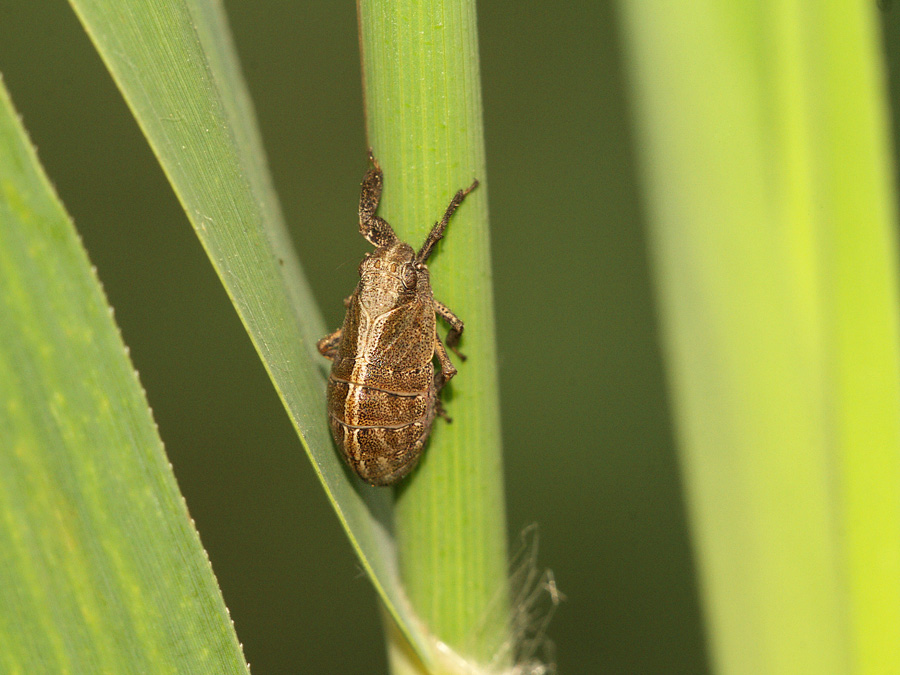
[416,179,478,263]
[359,150,399,247]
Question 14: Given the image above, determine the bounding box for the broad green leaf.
[65,0,428,658]
[619,2,900,673]
[0,77,247,673]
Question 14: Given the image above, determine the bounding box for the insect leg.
[316,328,343,361]
[359,150,399,247]
[434,396,452,423]
[433,330,458,390]
[416,179,478,263]
[434,300,466,360]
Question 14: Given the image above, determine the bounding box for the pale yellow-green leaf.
[619,2,900,673]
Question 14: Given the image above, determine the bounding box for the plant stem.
[358,0,510,668]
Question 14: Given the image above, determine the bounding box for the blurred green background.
[1,2,898,673]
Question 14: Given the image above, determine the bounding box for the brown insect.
[317,151,477,486]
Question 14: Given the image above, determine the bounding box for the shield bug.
[317,151,477,486]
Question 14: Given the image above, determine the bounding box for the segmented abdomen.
[326,356,435,486]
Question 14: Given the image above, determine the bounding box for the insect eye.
[401,264,418,290]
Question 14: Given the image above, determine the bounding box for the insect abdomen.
[326,360,435,485]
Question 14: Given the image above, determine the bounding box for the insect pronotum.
[317,151,477,486]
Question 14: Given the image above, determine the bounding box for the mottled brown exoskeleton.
[317,152,477,486]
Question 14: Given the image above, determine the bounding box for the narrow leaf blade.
[64,0,428,656]
[619,2,900,672]
[0,76,248,674]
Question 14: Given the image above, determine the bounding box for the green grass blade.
[359,0,511,670]
[64,0,429,656]
[619,2,900,672]
[0,76,248,674]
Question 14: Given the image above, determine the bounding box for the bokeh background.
[2,2,899,673]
